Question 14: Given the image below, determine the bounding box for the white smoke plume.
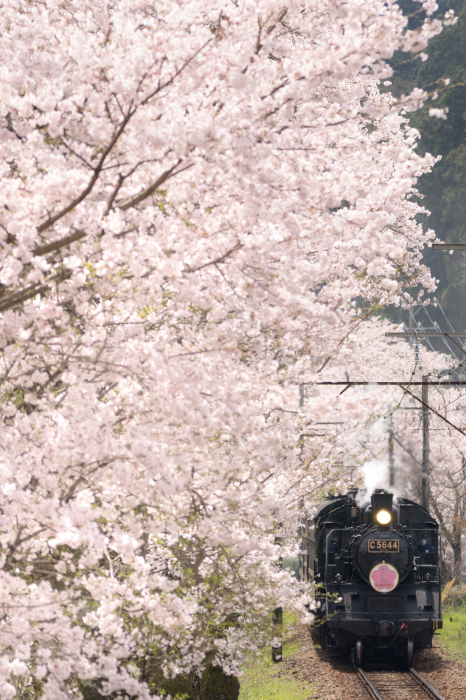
[356,457,416,505]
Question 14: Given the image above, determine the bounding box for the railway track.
[355,665,446,700]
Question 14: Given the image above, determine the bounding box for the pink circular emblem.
[369,562,399,593]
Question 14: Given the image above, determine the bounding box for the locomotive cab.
[301,489,442,667]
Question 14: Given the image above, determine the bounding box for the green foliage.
[239,613,315,700]
[282,557,299,578]
[388,0,466,330]
[438,604,466,660]
[239,643,314,700]
[443,582,466,609]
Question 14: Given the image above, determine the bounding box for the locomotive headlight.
[376,509,392,525]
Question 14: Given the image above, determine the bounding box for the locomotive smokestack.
[371,490,393,516]
[370,490,394,529]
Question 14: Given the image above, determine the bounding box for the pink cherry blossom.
[0,0,455,696]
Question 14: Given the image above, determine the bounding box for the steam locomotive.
[299,489,441,666]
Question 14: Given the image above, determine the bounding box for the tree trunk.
[452,540,462,580]
[201,666,240,700]
[142,660,239,699]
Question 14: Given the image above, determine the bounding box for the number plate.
[368,539,399,553]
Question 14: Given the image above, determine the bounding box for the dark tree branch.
[37,109,134,233]
[33,229,87,256]
[118,160,192,210]
[185,241,243,273]
[105,174,125,215]
[35,39,214,235]
[0,269,71,313]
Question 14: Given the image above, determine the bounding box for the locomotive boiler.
[299,489,441,666]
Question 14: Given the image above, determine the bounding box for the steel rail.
[409,668,446,700]
[354,666,384,700]
[354,665,446,700]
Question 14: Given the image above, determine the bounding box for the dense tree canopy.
[390,0,466,331]
[0,1,455,698]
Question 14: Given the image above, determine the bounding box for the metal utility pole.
[421,375,429,511]
[385,323,466,510]
[388,414,395,487]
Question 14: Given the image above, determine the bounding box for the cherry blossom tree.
[427,396,466,580]
[0,0,457,698]
[344,334,466,583]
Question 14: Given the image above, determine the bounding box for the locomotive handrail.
[330,611,437,617]
[328,612,439,626]
[439,535,442,619]
[324,527,347,604]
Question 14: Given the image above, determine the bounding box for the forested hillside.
[392,0,466,330]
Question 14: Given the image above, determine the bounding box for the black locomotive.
[299,489,441,666]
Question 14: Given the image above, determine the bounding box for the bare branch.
[105,174,125,215]
[37,109,134,233]
[119,160,193,211]
[185,241,242,274]
[0,269,71,313]
[33,229,87,257]
[138,37,214,108]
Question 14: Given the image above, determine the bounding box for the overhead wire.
[435,296,457,334]
[410,300,463,368]
[384,302,466,435]
[390,304,466,475]
[432,387,466,411]
[421,300,460,358]
[406,312,466,381]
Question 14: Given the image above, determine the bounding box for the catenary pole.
[388,414,395,487]
[421,375,430,511]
